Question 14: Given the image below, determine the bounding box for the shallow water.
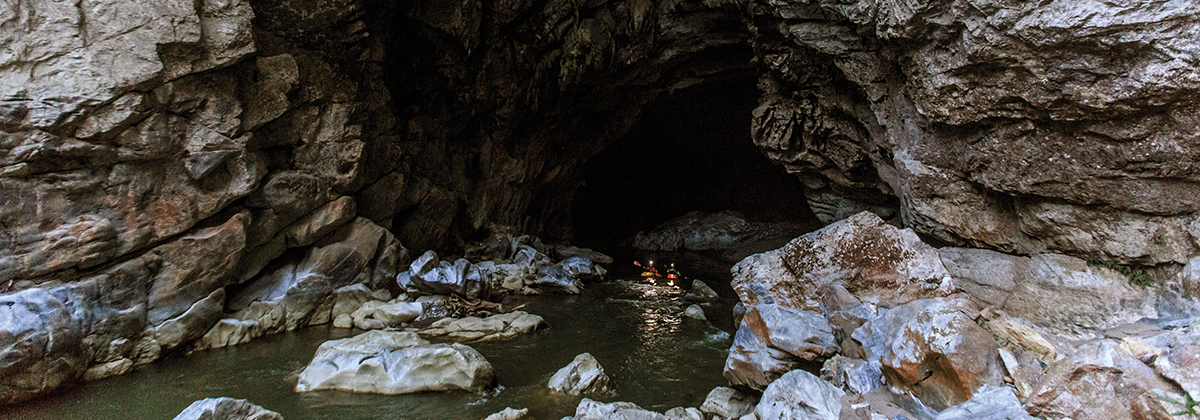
[5,273,737,420]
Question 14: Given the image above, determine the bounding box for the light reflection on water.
[3,277,736,420]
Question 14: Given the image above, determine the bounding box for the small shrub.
[1159,392,1198,416]
[1085,258,1155,288]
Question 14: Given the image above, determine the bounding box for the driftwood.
[444,294,525,318]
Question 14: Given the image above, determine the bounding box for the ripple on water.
[4,277,737,420]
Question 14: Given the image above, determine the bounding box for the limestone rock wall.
[746,0,1200,265]
[1,0,1198,405]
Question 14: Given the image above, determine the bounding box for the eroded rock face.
[747,0,1200,265]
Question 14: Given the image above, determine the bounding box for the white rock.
[295,331,494,394]
[754,370,844,420]
[549,353,612,396]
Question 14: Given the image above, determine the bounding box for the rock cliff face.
[1,0,1197,404]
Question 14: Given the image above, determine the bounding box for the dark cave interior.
[570,76,816,252]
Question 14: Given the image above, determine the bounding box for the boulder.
[295,331,494,394]
[732,212,952,312]
[418,311,546,342]
[664,407,704,420]
[408,257,488,299]
[554,245,614,264]
[700,387,757,420]
[173,397,282,420]
[684,305,707,321]
[630,210,808,261]
[934,385,1035,420]
[688,279,720,301]
[484,407,530,420]
[852,295,1004,411]
[570,399,670,420]
[533,265,583,294]
[754,369,844,420]
[559,256,606,281]
[1024,340,1182,420]
[373,301,423,327]
[549,353,612,396]
[820,355,883,395]
[724,304,838,389]
[195,318,261,350]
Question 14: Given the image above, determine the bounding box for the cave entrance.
[570,76,819,256]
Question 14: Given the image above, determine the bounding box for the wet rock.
[754,369,844,420]
[549,353,612,396]
[418,311,546,342]
[941,248,1159,339]
[700,387,757,420]
[724,304,838,389]
[559,256,605,281]
[664,407,704,420]
[570,399,670,420]
[853,295,1004,411]
[295,331,494,394]
[934,385,1035,420]
[484,407,529,420]
[688,280,720,301]
[631,210,808,261]
[83,359,133,382]
[732,212,952,311]
[194,318,261,350]
[554,246,613,265]
[533,265,583,294]
[153,288,226,352]
[373,301,423,327]
[685,305,707,321]
[405,255,488,300]
[173,397,282,420]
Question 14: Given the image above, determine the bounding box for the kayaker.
[666,263,682,280]
[634,260,661,277]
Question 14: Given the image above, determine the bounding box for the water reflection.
[5,277,735,420]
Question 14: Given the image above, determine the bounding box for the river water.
[5,268,737,420]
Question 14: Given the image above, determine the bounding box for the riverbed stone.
[754,369,844,420]
[484,407,530,420]
[570,399,671,420]
[173,397,282,420]
[549,352,612,396]
[373,301,423,327]
[82,358,134,381]
[295,330,494,394]
[732,212,953,312]
[195,318,261,350]
[700,387,757,420]
[684,305,707,321]
[688,280,720,302]
[418,311,546,342]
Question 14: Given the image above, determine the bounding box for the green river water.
[5,270,737,420]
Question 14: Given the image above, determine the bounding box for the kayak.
[641,271,662,278]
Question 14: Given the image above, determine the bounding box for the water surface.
[6,273,736,420]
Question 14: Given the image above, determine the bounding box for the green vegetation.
[1159,392,1198,417]
[1085,258,1156,288]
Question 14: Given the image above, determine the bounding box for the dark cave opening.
[570,77,818,253]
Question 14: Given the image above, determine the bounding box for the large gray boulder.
[732,212,953,312]
[699,387,757,420]
[724,304,839,389]
[934,386,1035,420]
[418,311,546,342]
[173,397,282,420]
[754,369,844,420]
[852,295,1005,411]
[548,352,612,396]
[295,331,494,394]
